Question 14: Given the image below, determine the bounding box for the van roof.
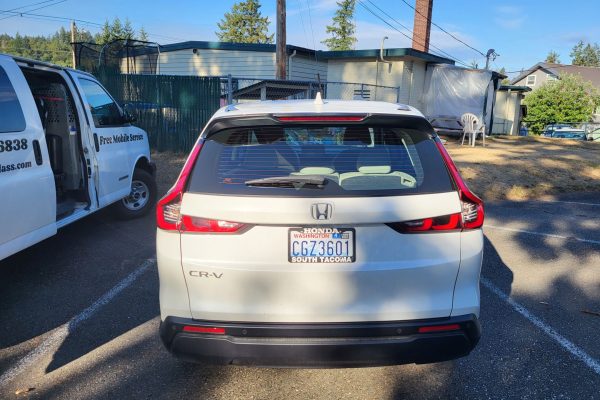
[212,100,425,119]
[2,53,95,78]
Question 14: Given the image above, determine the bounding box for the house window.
[526,75,536,86]
[547,74,557,81]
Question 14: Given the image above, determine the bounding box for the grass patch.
[445,135,600,201]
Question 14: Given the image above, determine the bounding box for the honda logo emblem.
[311,203,333,220]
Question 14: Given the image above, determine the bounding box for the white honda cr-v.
[156,100,484,367]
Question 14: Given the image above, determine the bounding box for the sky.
[1,0,599,78]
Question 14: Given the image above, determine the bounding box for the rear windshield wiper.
[245,175,326,189]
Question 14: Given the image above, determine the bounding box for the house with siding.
[125,41,456,107]
[511,62,600,92]
[121,40,508,133]
[125,41,328,81]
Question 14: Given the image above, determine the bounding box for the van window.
[78,78,123,127]
[187,123,453,197]
[0,67,26,133]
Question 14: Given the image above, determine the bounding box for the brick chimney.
[412,0,433,53]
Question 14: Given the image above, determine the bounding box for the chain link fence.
[220,76,401,104]
[71,41,404,151]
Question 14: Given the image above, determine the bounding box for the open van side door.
[0,56,56,260]
[69,74,131,207]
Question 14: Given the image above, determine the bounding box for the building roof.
[498,85,532,92]
[157,41,454,64]
[210,99,424,120]
[319,47,454,64]
[159,41,319,58]
[511,62,600,88]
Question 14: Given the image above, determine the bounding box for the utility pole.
[276,0,286,79]
[70,20,77,69]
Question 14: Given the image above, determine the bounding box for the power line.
[364,0,464,63]
[304,0,318,62]
[295,0,310,50]
[0,8,186,42]
[0,0,58,15]
[399,0,487,57]
[0,0,67,21]
[357,0,470,67]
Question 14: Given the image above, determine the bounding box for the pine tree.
[545,50,560,64]
[123,18,135,40]
[570,40,600,67]
[97,20,112,44]
[322,0,357,51]
[138,27,149,42]
[216,0,273,44]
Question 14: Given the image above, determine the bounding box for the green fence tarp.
[96,71,221,152]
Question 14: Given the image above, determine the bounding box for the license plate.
[288,228,355,263]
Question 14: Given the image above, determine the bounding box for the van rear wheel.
[112,169,157,219]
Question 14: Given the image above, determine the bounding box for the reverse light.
[435,140,484,230]
[156,141,203,231]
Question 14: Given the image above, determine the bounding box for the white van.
[0,54,156,261]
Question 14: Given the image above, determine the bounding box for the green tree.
[570,40,600,66]
[138,27,149,42]
[123,18,136,39]
[216,0,273,44]
[545,50,560,64]
[96,17,133,44]
[496,67,510,85]
[523,74,600,134]
[322,0,357,51]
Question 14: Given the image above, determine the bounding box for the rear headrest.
[255,127,285,144]
[356,148,391,168]
[343,126,371,145]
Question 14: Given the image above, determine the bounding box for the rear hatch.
[169,115,481,323]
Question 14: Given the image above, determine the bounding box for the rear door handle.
[93,133,100,152]
[32,139,43,165]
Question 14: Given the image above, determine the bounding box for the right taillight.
[156,141,203,231]
[435,139,484,230]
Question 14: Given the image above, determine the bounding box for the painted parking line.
[0,258,155,388]
[481,277,600,376]
[485,225,600,246]
[535,200,600,207]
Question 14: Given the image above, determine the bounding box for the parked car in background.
[541,124,586,138]
[0,54,156,261]
[587,128,600,141]
[157,100,484,368]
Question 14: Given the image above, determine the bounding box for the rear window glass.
[0,67,26,133]
[188,123,453,197]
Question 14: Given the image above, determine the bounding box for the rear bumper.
[160,314,480,368]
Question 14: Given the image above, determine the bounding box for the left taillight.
[156,141,203,231]
[179,215,246,233]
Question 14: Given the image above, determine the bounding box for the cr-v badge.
[311,203,333,220]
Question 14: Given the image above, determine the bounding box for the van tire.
[112,168,157,220]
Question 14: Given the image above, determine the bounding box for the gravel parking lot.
[1,157,599,399]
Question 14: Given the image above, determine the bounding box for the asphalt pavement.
[1,193,599,399]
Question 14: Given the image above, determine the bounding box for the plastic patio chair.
[460,113,485,146]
